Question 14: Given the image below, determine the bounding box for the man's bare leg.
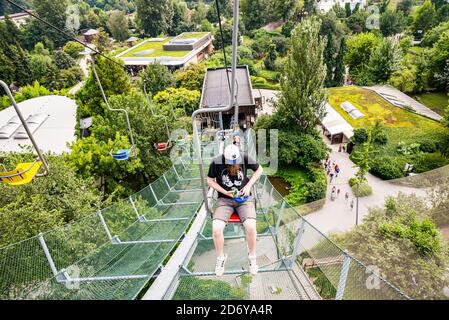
[243,218,257,256]
[212,219,227,257]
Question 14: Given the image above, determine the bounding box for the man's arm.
[240,165,263,196]
[207,177,233,198]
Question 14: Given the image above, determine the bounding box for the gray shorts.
[213,197,256,223]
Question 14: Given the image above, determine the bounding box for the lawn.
[177,32,209,39]
[121,38,190,58]
[413,92,448,115]
[328,86,449,177]
[327,86,446,146]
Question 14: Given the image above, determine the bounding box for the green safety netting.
[171,174,409,300]
[0,163,203,300]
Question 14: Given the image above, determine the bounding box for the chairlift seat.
[0,161,42,186]
[228,212,241,223]
[112,149,131,161]
[156,142,170,152]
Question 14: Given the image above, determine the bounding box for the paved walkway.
[68,56,89,95]
[253,89,279,116]
[305,140,426,235]
[366,85,442,121]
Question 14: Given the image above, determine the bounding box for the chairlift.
[155,116,171,152]
[143,80,155,116]
[0,80,49,185]
[88,55,137,161]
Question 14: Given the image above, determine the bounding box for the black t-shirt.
[208,154,260,199]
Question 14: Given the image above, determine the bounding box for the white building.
[0,11,33,27]
[321,103,354,144]
[0,95,77,154]
[316,0,366,13]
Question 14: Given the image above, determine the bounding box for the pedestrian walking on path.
[345,192,349,202]
[350,199,354,211]
[330,172,334,182]
[337,188,341,198]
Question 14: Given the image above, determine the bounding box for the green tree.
[53,50,76,70]
[264,42,277,71]
[63,41,85,59]
[136,0,174,37]
[346,10,368,33]
[76,56,131,117]
[345,32,382,84]
[94,27,112,53]
[139,63,175,96]
[107,10,130,42]
[277,17,327,132]
[413,0,438,36]
[388,68,417,93]
[324,33,336,87]
[153,87,201,116]
[241,0,267,30]
[174,63,206,91]
[31,0,69,47]
[333,37,346,87]
[397,0,413,15]
[351,130,372,183]
[191,1,208,26]
[0,17,30,86]
[429,31,449,90]
[367,38,402,83]
[380,9,407,37]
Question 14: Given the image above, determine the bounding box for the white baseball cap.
[224,144,241,165]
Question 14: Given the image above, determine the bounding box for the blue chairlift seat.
[112,149,131,161]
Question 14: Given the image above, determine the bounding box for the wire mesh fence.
[171,174,409,300]
[0,165,203,300]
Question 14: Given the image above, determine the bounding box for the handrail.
[90,57,137,157]
[0,80,49,176]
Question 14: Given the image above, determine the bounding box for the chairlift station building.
[200,66,257,130]
[0,95,77,154]
[116,32,213,72]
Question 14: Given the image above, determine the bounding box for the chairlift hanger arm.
[89,57,137,157]
[0,80,49,176]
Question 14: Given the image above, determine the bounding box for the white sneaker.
[248,255,258,275]
[215,254,227,276]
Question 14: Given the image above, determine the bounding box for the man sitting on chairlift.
[207,143,263,276]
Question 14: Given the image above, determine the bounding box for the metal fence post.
[286,218,306,269]
[37,233,59,277]
[275,200,286,233]
[149,185,161,205]
[336,251,352,300]
[97,211,116,243]
[129,196,140,220]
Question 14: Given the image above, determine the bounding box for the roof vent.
[14,113,49,139]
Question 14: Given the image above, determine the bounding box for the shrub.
[418,139,437,153]
[397,142,421,155]
[351,128,369,145]
[413,152,449,173]
[351,181,373,197]
[348,177,359,187]
[370,156,405,180]
[305,167,327,202]
[380,216,442,257]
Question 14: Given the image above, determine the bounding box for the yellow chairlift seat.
[0,161,43,186]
